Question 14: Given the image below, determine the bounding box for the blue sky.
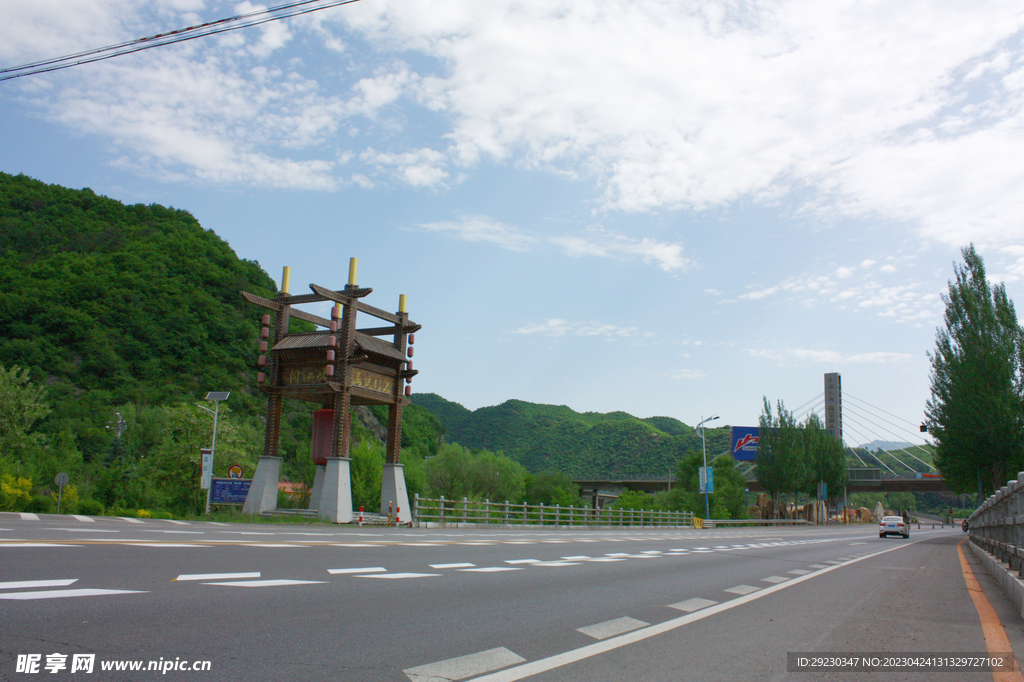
[2,1,1023,447]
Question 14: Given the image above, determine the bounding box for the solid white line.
[467,541,921,682]
[405,647,525,682]
[204,580,326,587]
[328,567,387,574]
[432,563,476,569]
[576,617,648,640]
[248,544,306,548]
[176,572,260,581]
[0,579,78,590]
[0,589,146,600]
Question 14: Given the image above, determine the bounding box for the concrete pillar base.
[319,457,353,523]
[381,463,411,524]
[242,456,282,515]
[308,464,326,512]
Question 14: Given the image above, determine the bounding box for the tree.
[926,245,1024,497]
[0,364,49,468]
[755,398,804,517]
[801,413,848,505]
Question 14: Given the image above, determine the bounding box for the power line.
[1,0,362,82]
[842,401,937,472]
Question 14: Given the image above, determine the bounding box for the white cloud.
[549,230,691,272]
[419,215,539,251]
[513,318,638,338]
[361,147,449,187]
[748,348,913,364]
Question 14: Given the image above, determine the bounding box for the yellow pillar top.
[281,266,291,294]
[348,258,358,286]
[399,294,407,313]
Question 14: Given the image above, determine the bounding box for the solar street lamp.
[197,391,230,514]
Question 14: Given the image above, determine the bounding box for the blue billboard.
[210,478,252,505]
[730,426,760,462]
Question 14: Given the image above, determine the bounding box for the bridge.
[575,468,951,501]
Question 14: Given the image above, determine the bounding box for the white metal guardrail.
[411,495,695,528]
[968,472,1024,575]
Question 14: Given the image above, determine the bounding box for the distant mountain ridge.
[410,393,731,479]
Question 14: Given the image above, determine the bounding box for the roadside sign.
[210,478,252,505]
[228,464,244,479]
[54,472,69,488]
[200,448,213,490]
[699,467,714,494]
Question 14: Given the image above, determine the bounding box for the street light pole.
[698,414,719,520]
[198,391,230,514]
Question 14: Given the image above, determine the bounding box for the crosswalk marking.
[761,576,789,584]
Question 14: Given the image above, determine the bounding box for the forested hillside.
[0,172,728,518]
[411,393,731,478]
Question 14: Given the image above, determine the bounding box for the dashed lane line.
[327,567,387,574]
[0,579,78,590]
[0,588,146,600]
[576,617,648,641]
[203,579,327,588]
[176,572,260,581]
[404,647,526,682]
[668,597,719,613]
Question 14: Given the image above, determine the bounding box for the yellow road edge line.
[958,539,1024,682]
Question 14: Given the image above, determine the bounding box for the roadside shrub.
[77,499,104,516]
[26,495,52,513]
[0,474,32,511]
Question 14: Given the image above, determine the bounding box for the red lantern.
[257,372,266,383]
[326,365,335,377]
[326,350,335,361]
[408,333,415,345]
[261,327,269,339]
[262,314,270,325]
[405,385,411,396]
[258,355,266,366]
[259,341,268,352]
[407,347,414,358]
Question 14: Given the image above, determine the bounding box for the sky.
[2,0,1023,449]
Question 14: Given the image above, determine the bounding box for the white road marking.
[724,584,760,595]
[668,597,718,612]
[459,567,522,573]
[787,569,812,576]
[205,579,326,588]
[505,559,540,564]
[467,541,916,682]
[54,528,118,533]
[333,543,377,547]
[561,556,591,561]
[359,573,441,579]
[823,560,842,565]
[431,563,476,569]
[126,543,211,548]
[0,589,146,600]
[0,579,78,590]
[404,647,525,682]
[328,567,387,574]
[141,530,204,534]
[576,617,648,640]
[0,543,82,548]
[761,576,789,584]
[70,515,95,523]
[176,572,261,581]
[808,563,828,569]
[531,561,581,567]
[248,544,306,548]
[117,517,145,524]
[403,543,443,547]
[164,519,191,525]
[19,513,39,521]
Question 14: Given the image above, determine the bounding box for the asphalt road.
[0,513,1019,682]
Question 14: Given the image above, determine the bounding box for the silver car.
[879,515,909,538]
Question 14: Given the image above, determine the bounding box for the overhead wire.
[842,401,937,472]
[1,0,362,82]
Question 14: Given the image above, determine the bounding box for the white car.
[879,515,909,538]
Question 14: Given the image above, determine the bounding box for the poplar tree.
[756,398,804,517]
[926,245,1024,497]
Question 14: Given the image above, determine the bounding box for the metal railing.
[968,472,1024,575]
[411,495,695,528]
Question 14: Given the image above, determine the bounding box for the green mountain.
[411,393,730,478]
